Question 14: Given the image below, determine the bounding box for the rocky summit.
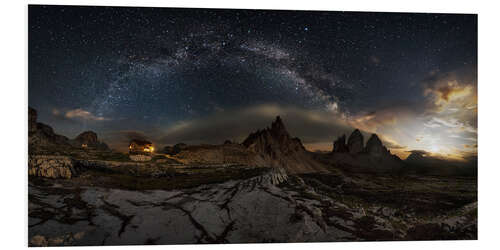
[365,134,390,157]
[347,129,364,154]
[328,129,404,172]
[242,116,327,174]
[243,116,304,156]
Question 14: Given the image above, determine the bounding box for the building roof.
[129,139,152,146]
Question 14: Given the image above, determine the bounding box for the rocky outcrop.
[347,129,364,154]
[327,129,404,172]
[28,107,71,149]
[28,155,75,179]
[332,134,348,153]
[29,122,71,148]
[242,116,327,174]
[74,131,98,145]
[365,134,390,157]
[243,116,304,156]
[71,131,110,150]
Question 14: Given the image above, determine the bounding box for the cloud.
[64,108,110,121]
[422,67,477,111]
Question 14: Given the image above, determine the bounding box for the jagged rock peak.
[366,134,387,156]
[242,116,325,174]
[270,116,289,137]
[242,116,305,154]
[347,129,364,154]
[366,134,382,146]
[332,134,348,153]
[243,116,292,147]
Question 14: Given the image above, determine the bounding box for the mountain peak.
[347,129,364,154]
[242,116,326,173]
[270,116,288,136]
[366,133,388,157]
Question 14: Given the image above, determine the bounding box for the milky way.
[29,6,477,158]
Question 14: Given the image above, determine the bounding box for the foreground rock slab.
[28,169,476,246]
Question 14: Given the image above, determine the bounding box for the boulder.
[347,129,364,154]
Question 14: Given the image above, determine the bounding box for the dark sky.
[28,5,477,159]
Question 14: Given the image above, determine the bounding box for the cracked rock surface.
[29,168,476,246]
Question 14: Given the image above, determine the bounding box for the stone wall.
[28,155,75,179]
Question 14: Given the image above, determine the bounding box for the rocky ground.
[27,109,477,246]
[28,166,477,246]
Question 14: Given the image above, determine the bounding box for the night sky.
[29,5,477,159]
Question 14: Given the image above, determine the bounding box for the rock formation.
[365,134,390,157]
[74,131,98,145]
[347,129,364,154]
[71,131,110,150]
[332,134,349,153]
[243,116,305,156]
[28,107,71,149]
[28,155,75,179]
[29,107,110,152]
[242,116,327,173]
[328,129,404,172]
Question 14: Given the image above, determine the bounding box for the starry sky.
[29,5,477,160]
